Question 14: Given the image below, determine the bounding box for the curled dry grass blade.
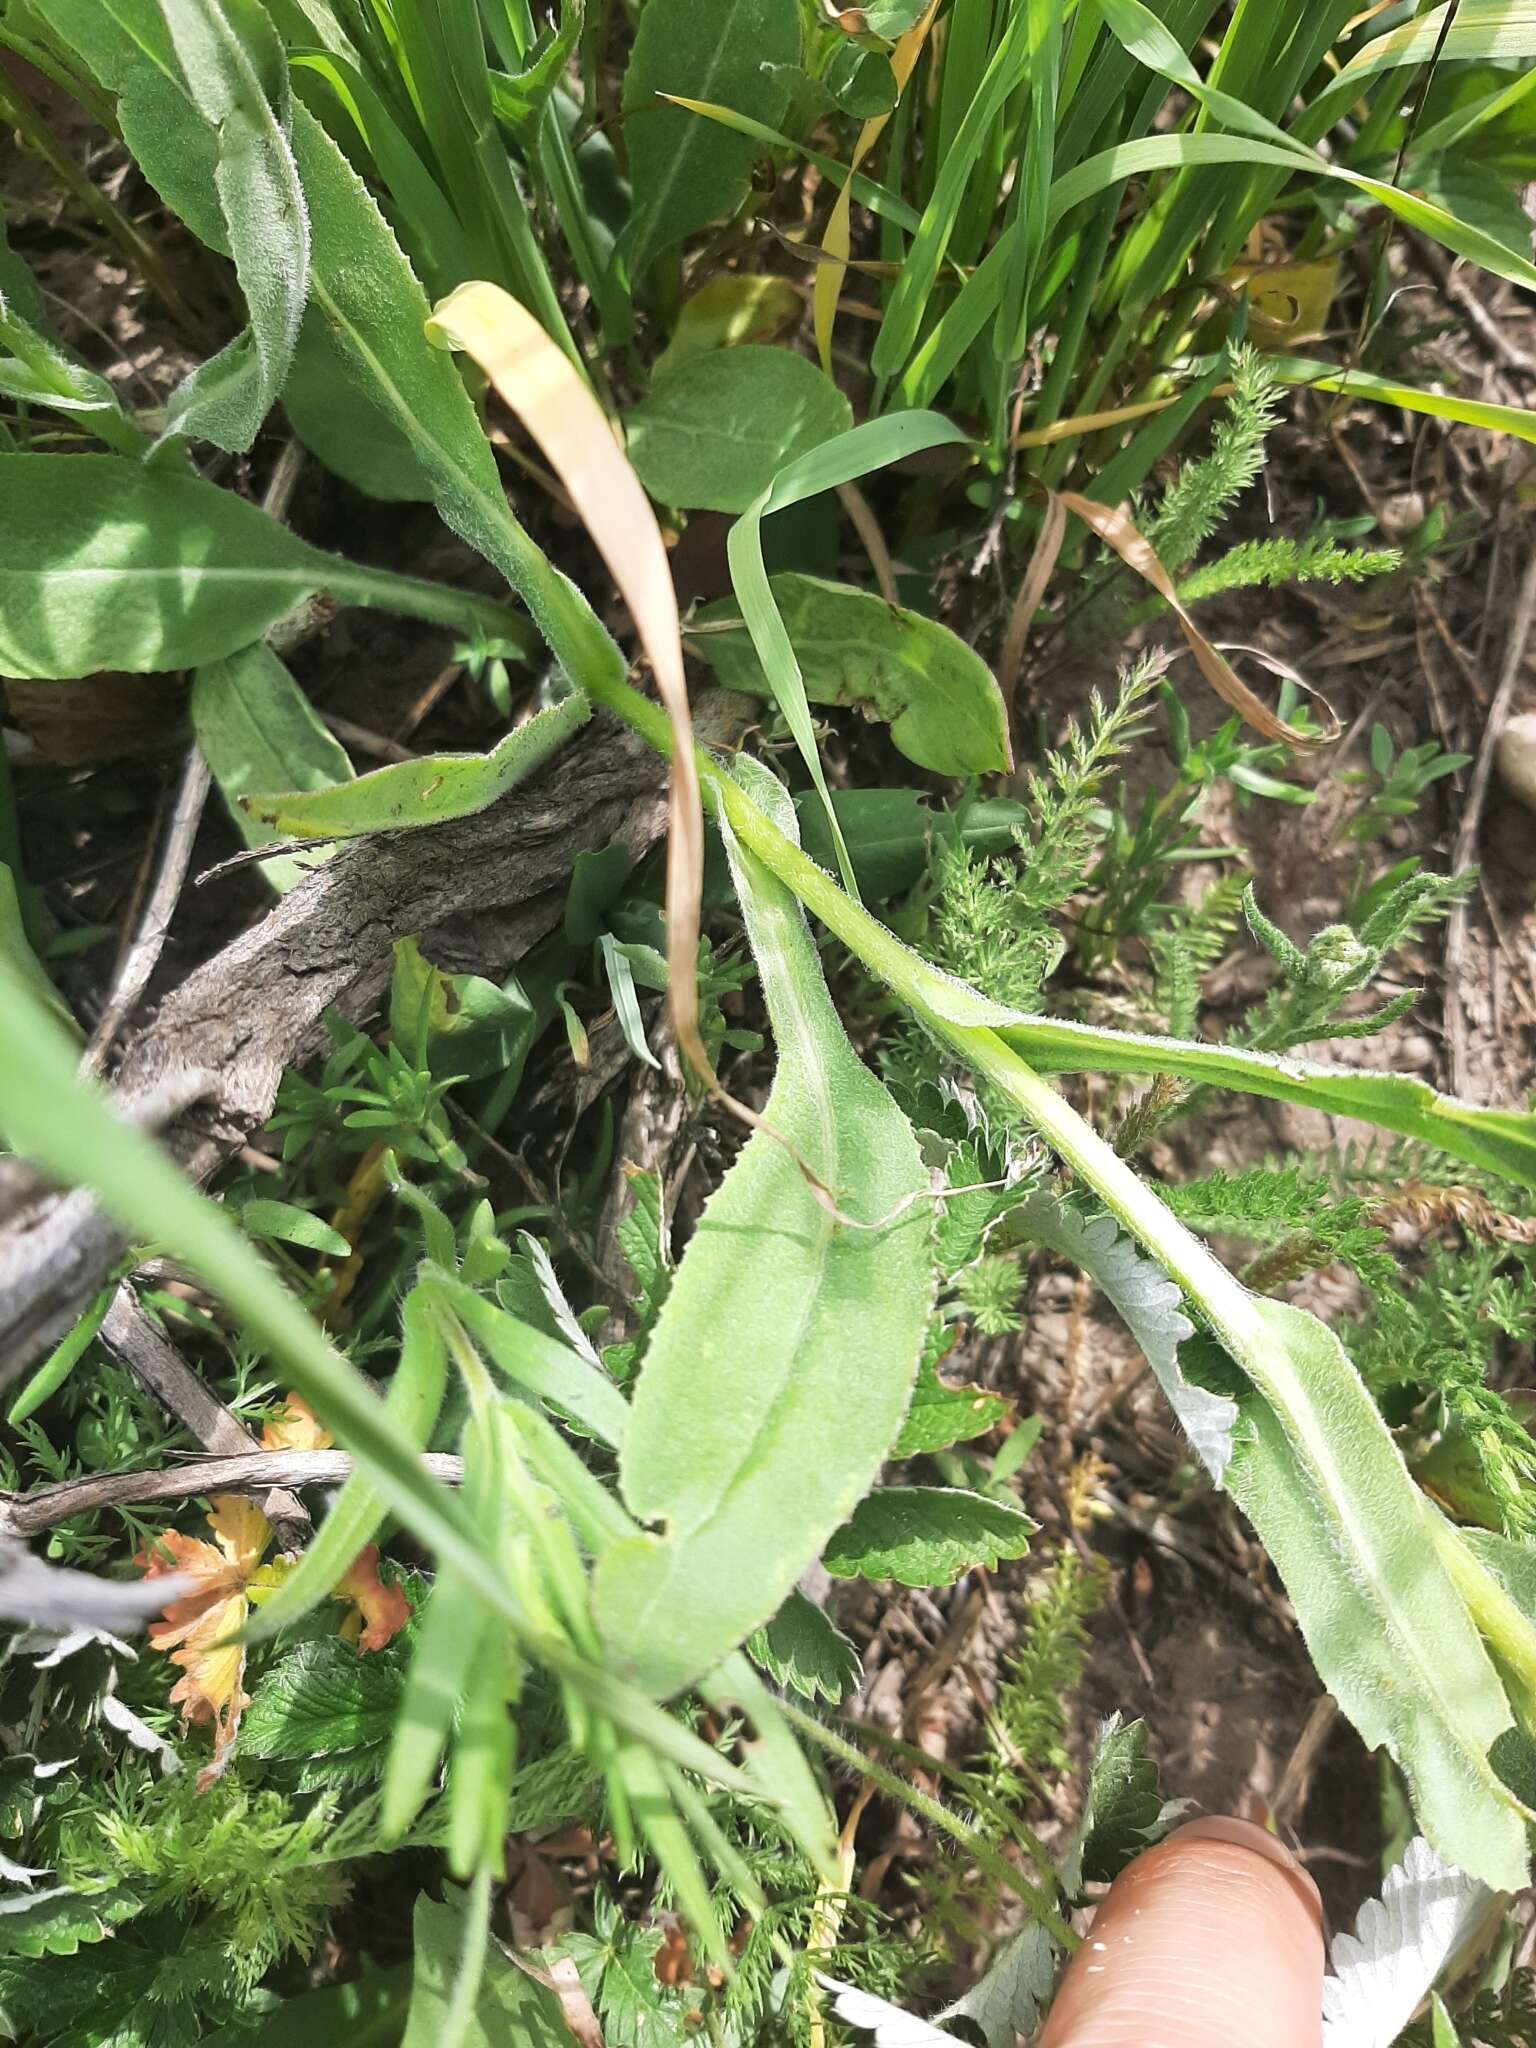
[1058,491,1340,746]
[423,281,714,1093]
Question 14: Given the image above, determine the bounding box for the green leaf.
[625,347,852,515]
[745,1589,861,1703]
[1008,1192,1237,1480]
[191,642,354,893]
[0,956,514,1631]
[1260,353,1536,448]
[556,1911,683,2048]
[695,573,1011,775]
[935,1923,1057,2048]
[431,1279,632,1450]
[198,1964,412,2048]
[387,937,535,1086]
[1045,134,1536,299]
[989,1010,1536,1193]
[288,102,628,702]
[621,0,800,279]
[822,1485,1035,1587]
[1218,1302,1530,1891]
[892,1336,1012,1457]
[238,1197,352,1257]
[854,0,933,36]
[283,307,436,501]
[23,0,224,245]
[0,1887,139,1961]
[156,0,309,451]
[0,454,528,680]
[725,410,974,892]
[824,42,898,117]
[0,277,144,457]
[240,695,590,840]
[403,1891,567,2048]
[0,864,68,1031]
[593,759,934,1696]
[795,788,1032,901]
[652,274,803,380]
[613,1169,671,1328]
[1059,1714,1170,1893]
[241,1633,409,1763]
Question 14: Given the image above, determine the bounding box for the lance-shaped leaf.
[156,0,309,450]
[725,411,974,892]
[0,455,529,680]
[1217,1306,1531,1892]
[241,695,590,840]
[620,0,800,280]
[593,759,935,1696]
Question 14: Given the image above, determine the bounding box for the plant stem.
[318,560,538,653]
[779,1700,1079,1950]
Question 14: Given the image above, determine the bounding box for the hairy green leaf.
[241,694,590,840]
[0,455,527,680]
[593,759,934,1696]
[936,1923,1057,2048]
[191,642,353,892]
[1059,1714,1171,1893]
[241,1634,409,1765]
[621,0,800,279]
[625,347,852,514]
[1218,1304,1529,1891]
[695,573,1011,775]
[289,102,625,699]
[822,1486,1035,1588]
[156,0,308,450]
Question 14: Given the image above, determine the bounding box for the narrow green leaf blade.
[244,1286,448,1644]
[241,694,590,840]
[725,411,974,893]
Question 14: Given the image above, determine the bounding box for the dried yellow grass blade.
[813,0,942,375]
[998,490,1067,711]
[1014,395,1179,448]
[1058,489,1340,748]
[424,281,711,1081]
